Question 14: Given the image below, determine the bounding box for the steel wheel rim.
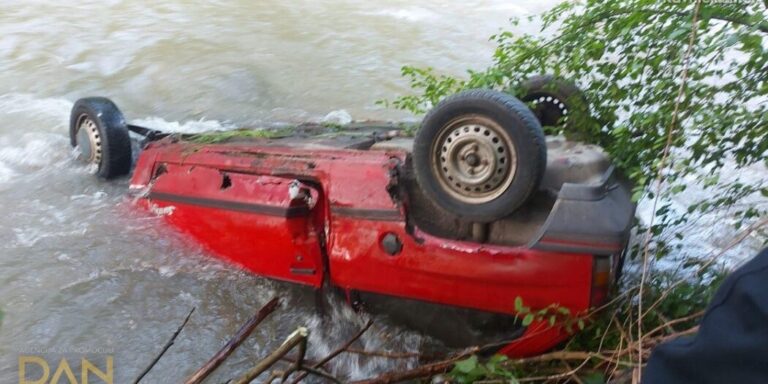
[532,94,568,124]
[431,115,518,204]
[75,115,102,166]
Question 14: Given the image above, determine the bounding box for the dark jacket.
[644,247,768,383]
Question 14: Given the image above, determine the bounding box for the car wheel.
[69,97,132,179]
[519,75,589,134]
[413,89,546,222]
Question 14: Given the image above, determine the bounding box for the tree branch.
[349,347,479,384]
[288,319,373,384]
[233,327,308,384]
[133,307,195,384]
[344,348,420,359]
[603,8,768,34]
[185,298,280,384]
[296,366,343,384]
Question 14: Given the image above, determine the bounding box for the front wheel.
[69,97,132,179]
[412,89,546,222]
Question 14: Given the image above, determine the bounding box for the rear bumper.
[529,166,635,255]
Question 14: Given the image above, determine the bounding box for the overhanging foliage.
[386,0,767,253]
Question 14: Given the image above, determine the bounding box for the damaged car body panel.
[73,87,636,358]
[131,140,411,289]
[140,161,326,287]
[126,135,632,356]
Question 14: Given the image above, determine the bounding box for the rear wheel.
[519,75,589,135]
[413,89,546,222]
[69,97,132,179]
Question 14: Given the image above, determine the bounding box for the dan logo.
[18,356,113,384]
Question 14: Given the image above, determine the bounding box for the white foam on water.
[0,94,75,189]
[0,161,16,184]
[475,3,530,14]
[364,7,438,22]
[634,157,767,272]
[0,134,69,169]
[130,116,235,134]
[0,93,71,124]
[322,109,353,125]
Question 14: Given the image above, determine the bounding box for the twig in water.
[280,329,309,382]
[265,370,285,384]
[233,327,308,384]
[133,307,195,384]
[280,356,319,367]
[297,365,343,384]
[185,297,280,384]
[349,346,480,384]
[288,318,373,384]
[344,348,420,359]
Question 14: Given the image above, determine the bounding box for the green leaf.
[669,184,687,194]
[514,296,523,312]
[668,26,690,40]
[522,313,535,326]
[631,188,645,202]
[467,365,489,380]
[488,354,509,365]
[582,372,606,384]
[455,355,478,374]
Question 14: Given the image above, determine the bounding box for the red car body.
[128,136,630,357]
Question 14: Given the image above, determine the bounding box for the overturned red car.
[69,77,634,357]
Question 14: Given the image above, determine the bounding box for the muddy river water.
[0,1,564,382]
[0,1,765,383]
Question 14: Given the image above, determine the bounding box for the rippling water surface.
[0,1,561,382]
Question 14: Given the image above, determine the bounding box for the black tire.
[519,75,590,135]
[413,89,546,222]
[69,97,132,179]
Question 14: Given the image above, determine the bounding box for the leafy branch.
[514,296,586,333]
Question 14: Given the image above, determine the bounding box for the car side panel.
[141,163,325,287]
[328,216,594,315]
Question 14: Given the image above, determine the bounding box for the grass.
[183,121,420,145]
[186,127,296,144]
